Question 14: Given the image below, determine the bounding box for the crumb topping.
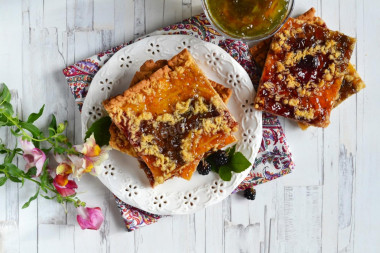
[116,96,234,175]
[254,18,356,127]
[103,49,238,186]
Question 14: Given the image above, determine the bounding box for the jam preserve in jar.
[202,0,293,41]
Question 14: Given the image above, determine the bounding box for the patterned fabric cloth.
[62,13,295,231]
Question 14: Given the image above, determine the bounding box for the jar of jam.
[202,0,294,41]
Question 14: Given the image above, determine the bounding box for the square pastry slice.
[254,18,356,127]
[250,8,365,121]
[104,49,238,186]
[109,59,233,158]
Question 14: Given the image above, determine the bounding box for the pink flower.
[77,206,104,230]
[53,176,78,197]
[20,139,46,176]
[71,134,110,178]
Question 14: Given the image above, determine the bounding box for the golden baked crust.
[104,49,238,187]
[250,8,365,129]
[254,18,356,127]
[109,59,233,157]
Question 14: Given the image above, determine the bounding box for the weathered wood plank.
[0,91,21,253]
[0,0,23,91]
[189,210,206,253]
[75,0,94,30]
[114,0,135,45]
[163,0,183,27]
[38,224,75,253]
[353,0,380,252]
[107,193,135,253]
[145,0,164,34]
[134,217,173,252]
[18,1,39,252]
[0,220,19,253]
[191,0,203,15]
[336,0,358,251]
[94,0,114,30]
[134,0,145,38]
[282,186,322,252]
[320,1,341,252]
[205,202,224,253]
[182,0,192,19]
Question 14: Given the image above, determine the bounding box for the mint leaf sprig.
[85,116,112,146]
[206,145,251,181]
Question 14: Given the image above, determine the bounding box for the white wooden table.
[0,0,379,252]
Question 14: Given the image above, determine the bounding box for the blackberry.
[197,160,211,175]
[209,150,229,166]
[243,188,256,200]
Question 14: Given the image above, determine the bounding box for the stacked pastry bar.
[251,8,365,128]
[103,49,238,187]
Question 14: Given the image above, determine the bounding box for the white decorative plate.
[81,35,262,215]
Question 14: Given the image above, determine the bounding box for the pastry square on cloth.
[103,49,238,186]
[254,18,356,127]
[250,8,365,126]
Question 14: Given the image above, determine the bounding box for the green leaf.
[56,194,64,204]
[40,194,56,200]
[0,177,7,186]
[0,101,14,116]
[85,116,112,146]
[27,105,45,123]
[8,175,22,183]
[5,163,23,178]
[10,128,23,137]
[49,115,57,136]
[39,158,50,188]
[19,122,41,138]
[41,147,52,154]
[0,114,12,126]
[226,145,236,156]
[25,167,37,177]
[0,83,11,103]
[219,165,232,181]
[53,146,66,154]
[22,188,40,209]
[229,152,251,173]
[205,157,218,172]
[56,134,67,143]
[4,144,18,163]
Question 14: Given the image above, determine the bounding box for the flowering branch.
[0,83,107,230]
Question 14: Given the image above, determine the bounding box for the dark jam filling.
[139,98,220,166]
[260,22,353,123]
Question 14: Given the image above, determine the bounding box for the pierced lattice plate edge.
[81,35,262,215]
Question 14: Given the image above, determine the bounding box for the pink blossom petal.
[20,139,47,176]
[20,139,35,154]
[54,154,66,164]
[33,148,46,176]
[23,154,35,164]
[65,180,78,189]
[53,178,77,197]
[77,206,104,230]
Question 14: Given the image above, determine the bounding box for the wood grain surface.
[0,0,378,252]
